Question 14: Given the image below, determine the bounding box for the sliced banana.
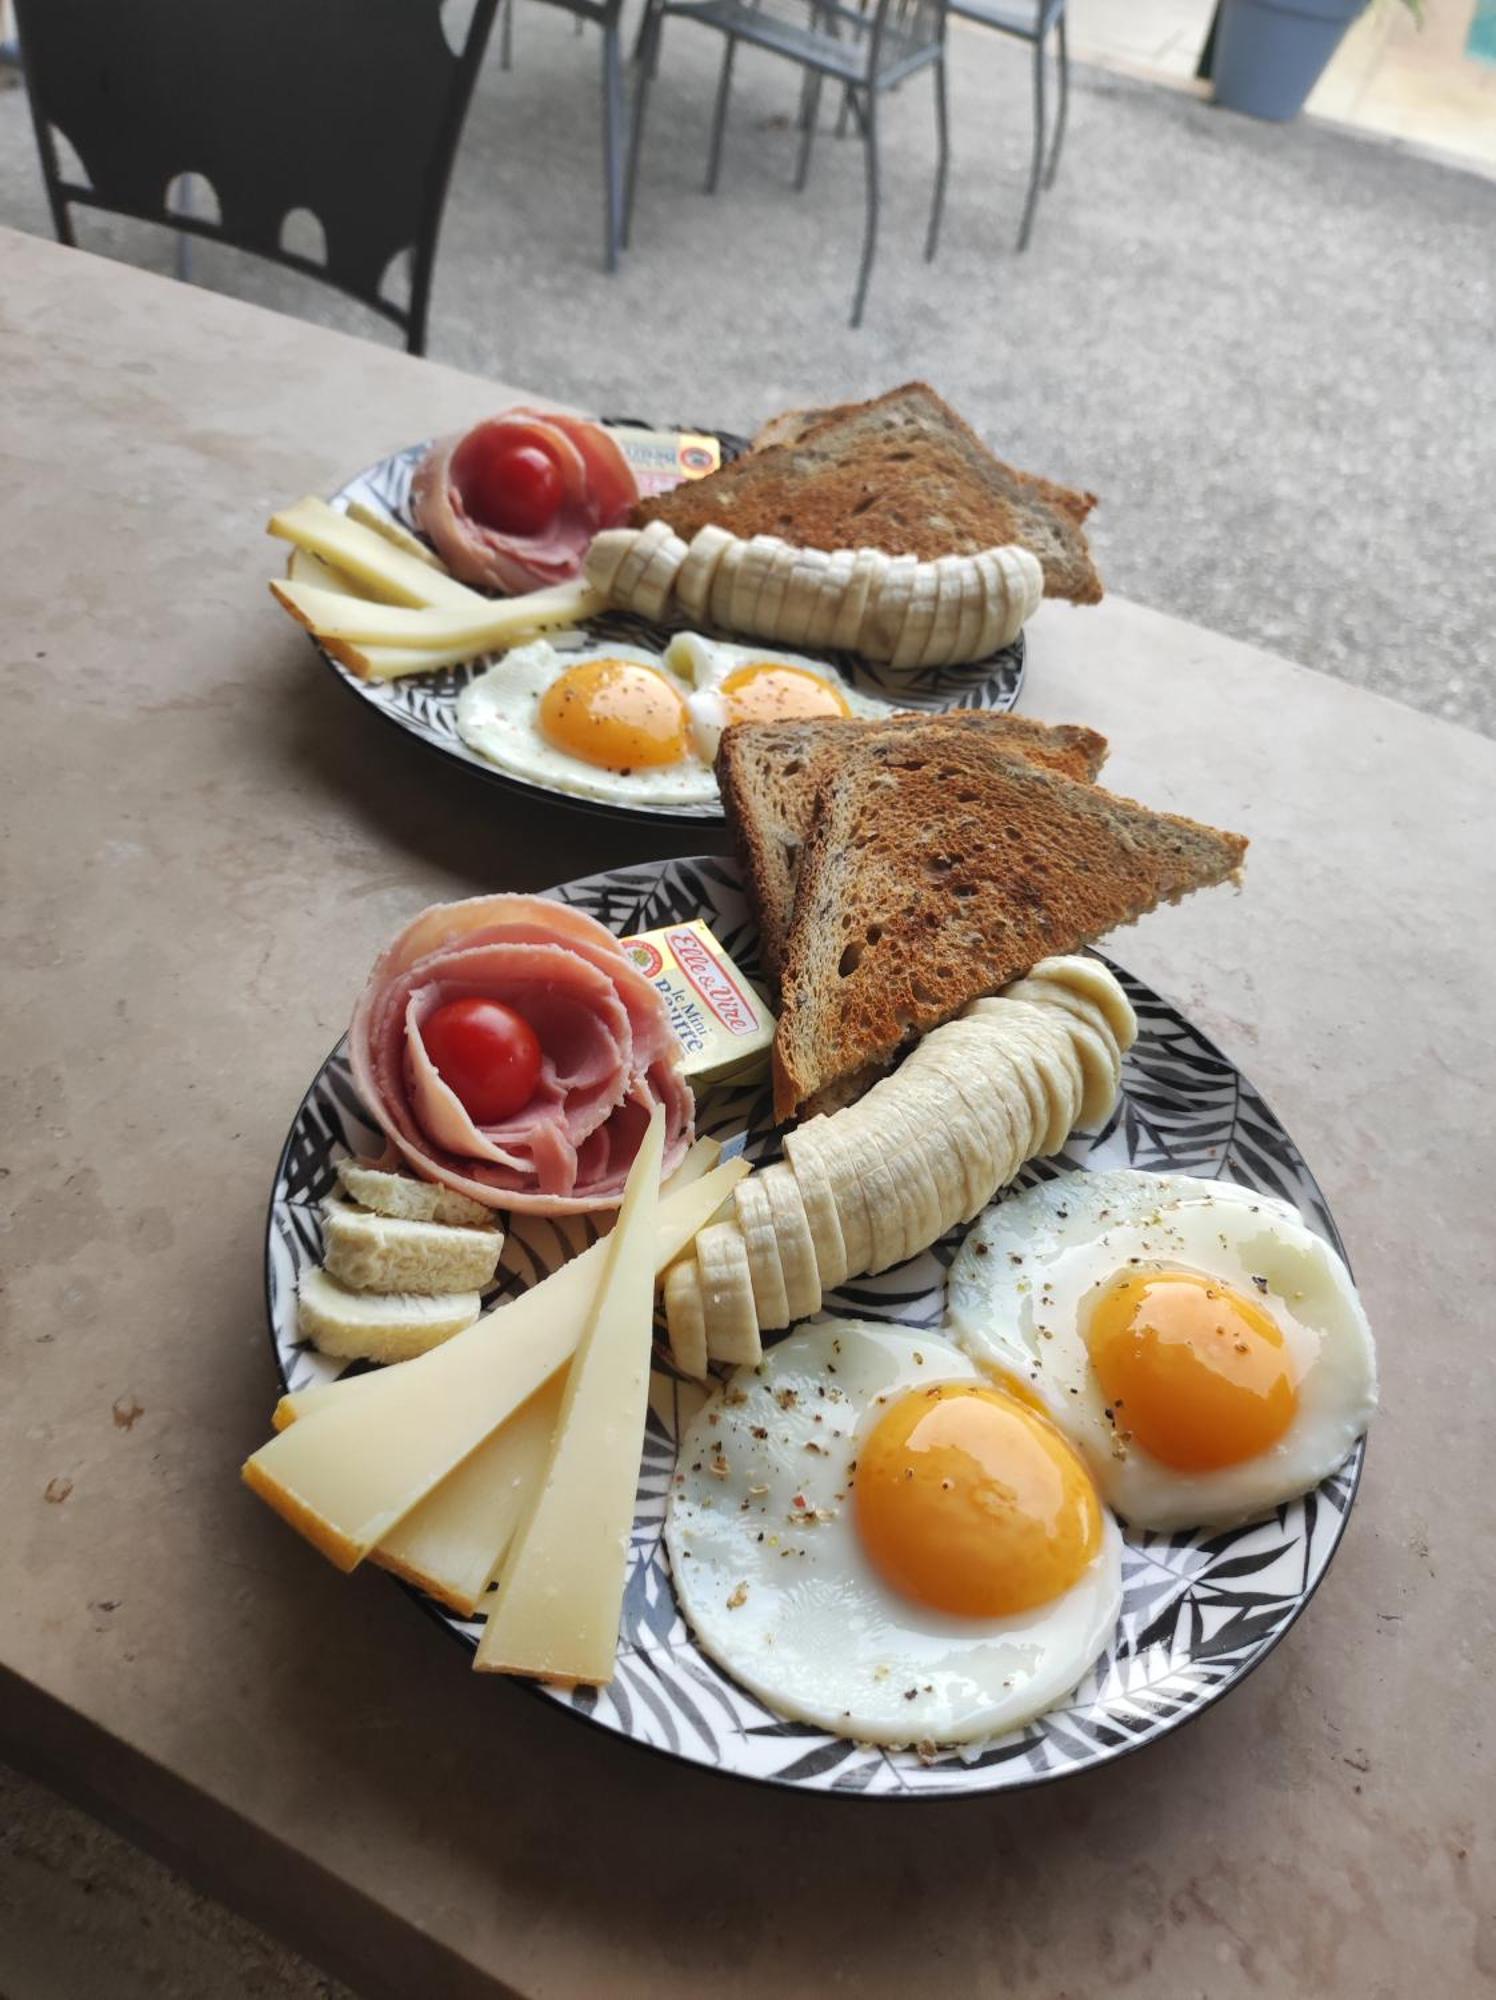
[695,1221,763,1366]
[831,548,888,654]
[751,540,800,646]
[583,528,639,597]
[806,549,856,651]
[776,546,834,647]
[731,535,787,636]
[664,1255,709,1380]
[916,555,972,670]
[951,554,988,662]
[675,525,735,622]
[859,553,920,660]
[844,1106,941,1269]
[733,1175,791,1332]
[1001,977,1121,1126]
[1027,955,1139,1050]
[782,1124,850,1290]
[759,1161,821,1321]
[630,531,690,621]
[613,518,675,609]
[889,561,940,672]
[708,535,747,628]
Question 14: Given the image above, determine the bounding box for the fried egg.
[455,640,718,806]
[666,1320,1122,1746]
[946,1170,1377,1532]
[664,633,891,761]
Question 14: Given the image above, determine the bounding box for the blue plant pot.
[1212,0,1366,121]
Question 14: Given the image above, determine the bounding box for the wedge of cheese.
[475,1107,662,1683]
[268,497,479,611]
[373,1370,565,1613]
[270,577,602,653]
[243,1153,749,1564]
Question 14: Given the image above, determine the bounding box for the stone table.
[2,226,1492,2000]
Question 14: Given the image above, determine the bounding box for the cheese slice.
[244,1154,748,1563]
[287,547,360,596]
[270,577,601,652]
[344,498,447,570]
[373,1370,565,1613]
[268,496,479,610]
[475,1108,662,1682]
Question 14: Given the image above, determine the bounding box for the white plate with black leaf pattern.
[297,428,1026,829]
[264,856,1364,1798]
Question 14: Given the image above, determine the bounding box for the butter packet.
[622,920,775,1089]
[605,426,722,499]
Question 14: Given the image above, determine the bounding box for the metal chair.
[625,0,949,328]
[11,0,499,355]
[944,0,1068,251]
[495,0,632,271]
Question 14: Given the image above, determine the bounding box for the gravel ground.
[0,23,1490,2000]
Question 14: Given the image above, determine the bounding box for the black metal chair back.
[12,0,499,354]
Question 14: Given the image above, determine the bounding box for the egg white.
[663,632,892,762]
[946,1170,1377,1532]
[666,1319,1122,1747]
[455,640,719,806]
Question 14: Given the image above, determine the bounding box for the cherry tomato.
[458,435,564,537]
[421,997,542,1124]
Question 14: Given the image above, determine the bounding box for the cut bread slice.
[321,1200,503,1295]
[335,1159,493,1228]
[635,382,1103,603]
[771,734,1247,1121]
[717,711,1109,983]
[296,1269,481,1363]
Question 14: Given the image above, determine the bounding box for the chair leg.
[1045,9,1069,189]
[836,83,853,138]
[601,22,626,270]
[850,87,879,329]
[622,1,661,248]
[794,72,824,191]
[1017,29,1046,252]
[706,37,736,194]
[925,53,949,261]
[500,0,514,69]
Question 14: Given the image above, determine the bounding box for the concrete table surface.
[2,227,1492,2000]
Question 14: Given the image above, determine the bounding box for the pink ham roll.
[411,410,637,594]
[350,895,693,1214]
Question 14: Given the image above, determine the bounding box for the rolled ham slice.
[412,410,638,595]
[350,894,693,1214]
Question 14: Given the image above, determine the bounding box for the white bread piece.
[297,1268,481,1363]
[336,1160,494,1229]
[321,1200,503,1294]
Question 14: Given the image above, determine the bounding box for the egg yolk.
[720,662,851,726]
[537,659,689,769]
[1086,1270,1298,1472]
[855,1383,1103,1618]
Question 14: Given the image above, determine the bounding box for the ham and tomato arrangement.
[351,895,694,1212]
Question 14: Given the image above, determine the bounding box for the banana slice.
[916,555,971,670]
[584,528,640,597]
[874,1080,970,1241]
[613,518,675,610]
[695,1221,763,1366]
[951,554,988,662]
[859,553,920,661]
[889,561,940,671]
[751,540,801,647]
[776,547,834,647]
[733,1176,791,1332]
[988,1005,1083,1156]
[807,550,857,651]
[900,1041,1020,1211]
[790,1114,874,1277]
[664,1255,709,1380]
[1025,955,1139,1051]
[831,549,888,654]
[759,1161,822,1321]
[676,525,735,621]
[962,1006,1062,1161]
[731,535,788,636]
[842,1103,942,1270]
[708,535,747,628]
[782,1125,851,1290]
[830,1111,908,1274]
[630,531,690,621]
[1001,977,1122,1126]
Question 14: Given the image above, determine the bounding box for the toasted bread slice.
[639,383,1103,604]
[771,736,1247,1121]
[717,712,1109,984]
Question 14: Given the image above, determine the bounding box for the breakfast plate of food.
[265,384,1106,825]
[249,710,1375,1797]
